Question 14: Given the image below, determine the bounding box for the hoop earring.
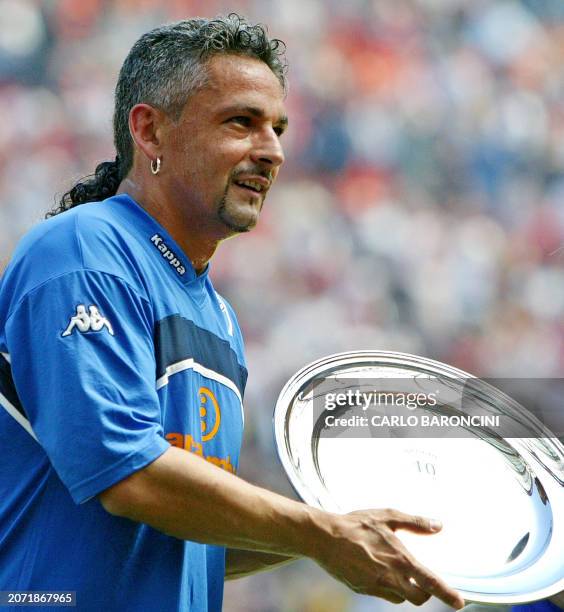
[150,157,161,175]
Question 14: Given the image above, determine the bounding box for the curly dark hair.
[48,13,287,217]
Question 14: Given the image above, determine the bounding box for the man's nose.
[250,129,285,169]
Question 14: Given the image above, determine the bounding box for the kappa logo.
[62,304,114,337]
[150,234,186,276]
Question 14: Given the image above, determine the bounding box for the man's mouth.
[232,178,268,194]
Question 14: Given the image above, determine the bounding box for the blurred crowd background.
[1,0,564,610]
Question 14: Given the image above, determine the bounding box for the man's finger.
[397,577,432,607]
[410,563,465,609]
[378,590,406,605]
[385,509,443,534]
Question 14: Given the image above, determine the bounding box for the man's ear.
[128,103,167,163]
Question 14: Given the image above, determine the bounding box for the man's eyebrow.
[222,105,289,128]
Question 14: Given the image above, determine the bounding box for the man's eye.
[274,126,285,137]
[229,116,251,127]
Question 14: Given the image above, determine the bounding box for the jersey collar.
[111,193,209,286]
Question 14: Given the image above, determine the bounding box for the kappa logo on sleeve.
[62,304,115,337]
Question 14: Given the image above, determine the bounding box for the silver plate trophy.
[273,351,564,604]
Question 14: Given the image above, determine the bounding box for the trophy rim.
[273,350,564,604]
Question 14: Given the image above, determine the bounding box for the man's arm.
[99,446,464,608]
[225,549,298,580]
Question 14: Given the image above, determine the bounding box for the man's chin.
[218,202,260,234]
[224,220,254,234]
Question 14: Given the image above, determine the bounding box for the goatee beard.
[217,192,256,234]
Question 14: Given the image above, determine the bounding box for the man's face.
[162,54,287,236]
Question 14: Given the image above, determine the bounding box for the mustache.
[230,166,273,182]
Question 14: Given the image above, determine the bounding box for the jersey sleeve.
[4,270,170,504]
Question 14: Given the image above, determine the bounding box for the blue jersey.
[0,194,246,611]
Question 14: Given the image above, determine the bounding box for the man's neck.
[117,179,220,275]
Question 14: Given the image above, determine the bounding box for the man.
[0,15,465,611]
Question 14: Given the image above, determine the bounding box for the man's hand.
[550,591,564,609]
[312,508,465,608]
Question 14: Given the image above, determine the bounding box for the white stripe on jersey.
[156,358,244,425]
[216,295,234,337]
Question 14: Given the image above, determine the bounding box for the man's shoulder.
[13,200,126,264]
[3,199,146,304]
